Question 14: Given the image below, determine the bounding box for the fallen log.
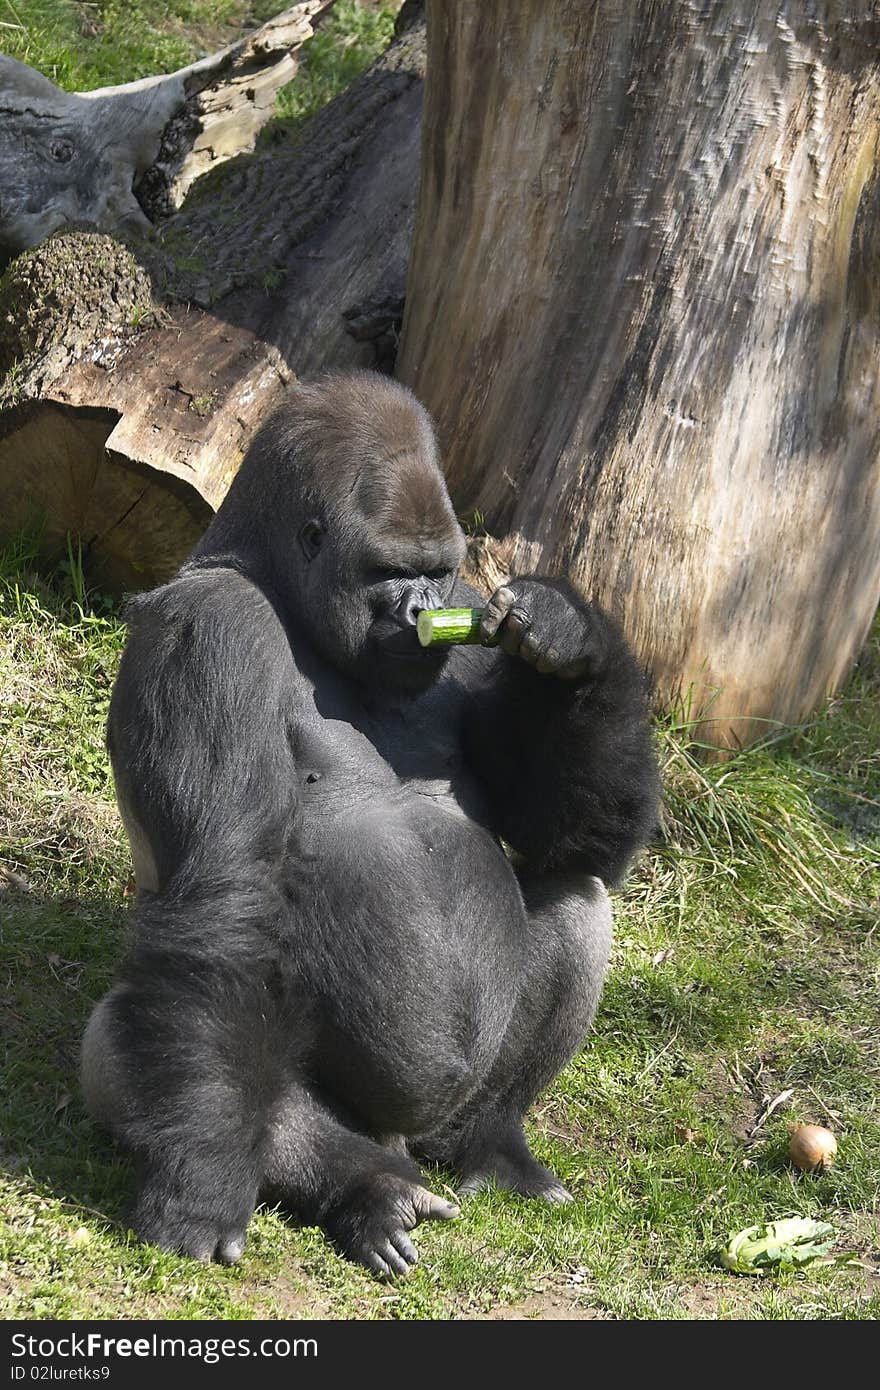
[0,2,334,257]
[0,3,425,592]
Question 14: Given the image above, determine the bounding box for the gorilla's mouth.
[364,624,447,695]
[377,625,430,661]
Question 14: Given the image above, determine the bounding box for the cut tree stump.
[397,0,880,746]
[0,3,425,593]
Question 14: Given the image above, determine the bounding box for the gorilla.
[81,371,659,1277]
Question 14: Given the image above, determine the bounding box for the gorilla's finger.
[480,586,516,640]
[541,1182,574,1205]
[184,1236,216,1263]
[390,1230,420,1266]
[559,658,588,681]
[412,1187,460,1223]
[536,645,561,675]
[362,1249,395,1279]
[519,631,541,667]
[500,609,529,657]
[143,1221,214,1262]
[380,1237,415,1276]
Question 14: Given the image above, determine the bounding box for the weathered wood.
[0,3,333,257]
[0,5,425,592]
[398,0,880,746]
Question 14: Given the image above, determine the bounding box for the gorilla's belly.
[300,781,527,964]
[291,777,527,1133]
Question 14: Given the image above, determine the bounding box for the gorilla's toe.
[216,1233,247,1264]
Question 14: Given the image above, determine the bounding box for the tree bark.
[398,0,880,746]
[0,5,425,593]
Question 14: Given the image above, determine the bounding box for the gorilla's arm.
[454,577,659,886]
[101,908,286,1262]
[100,569,302,1256]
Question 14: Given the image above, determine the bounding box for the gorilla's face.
[276,375,467,698]
[198,372,468,699]
[297,491,465,699]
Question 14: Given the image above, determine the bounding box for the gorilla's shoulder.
[120,566,296,692]
[124,564,282,628]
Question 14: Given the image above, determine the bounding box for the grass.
[0,531,878,1321]
[2,0,249,88]
[269,0,399,134]
[0,0,401,124]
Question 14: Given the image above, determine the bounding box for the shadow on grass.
[0,886,136,1235]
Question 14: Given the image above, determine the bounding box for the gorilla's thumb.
[413,1187,460,1222]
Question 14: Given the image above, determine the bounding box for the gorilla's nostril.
[393,590,423,627]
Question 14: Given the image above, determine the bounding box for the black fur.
[82,370,659,1275]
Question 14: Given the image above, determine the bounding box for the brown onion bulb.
[788,1124,837,1171]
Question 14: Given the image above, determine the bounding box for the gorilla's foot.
[324,1174,459,1278]
[458,1152,572,1204]
[132,1181,254,1264]
[451,1124,573,1204]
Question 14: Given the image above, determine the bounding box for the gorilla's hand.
[480,579,605,680]
[324,1174,459,1278]
[132,1169,256,1265]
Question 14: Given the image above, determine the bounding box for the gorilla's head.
[196,371,467,697]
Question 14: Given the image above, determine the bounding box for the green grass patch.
[1,1,402,108]
[1,536,878,1320]
[270,0,400,135]
[2,1,242,88]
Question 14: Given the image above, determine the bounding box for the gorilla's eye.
[299,520,325,562]
[50,138,75,164]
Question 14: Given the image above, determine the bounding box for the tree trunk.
[398,0,880,746]
[0,5,425,593]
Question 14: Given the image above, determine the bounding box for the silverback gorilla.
[81,371,659,1276]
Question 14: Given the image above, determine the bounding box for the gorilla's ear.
[299,519,326,562]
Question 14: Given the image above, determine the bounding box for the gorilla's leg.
[81,976,268,1265]
[415,874,612,1202]
[85,987,457,1276]
[263,1087,458,1278]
